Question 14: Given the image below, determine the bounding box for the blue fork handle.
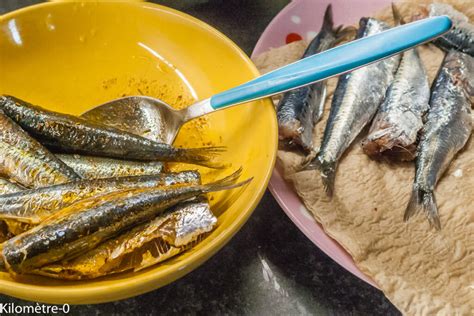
[209,16,452,110]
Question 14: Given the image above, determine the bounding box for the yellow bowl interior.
[0,1,276,304]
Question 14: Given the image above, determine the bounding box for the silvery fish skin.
[362,47,430,161]
[423,3,474,56]
[0,178,23,195]
[0,96,224,168]
[306,18,401,197]
[404,50,473,230]
[0,171,201,232]
[0,169,248,273]
[0,110,80,188]
[277,5,343,151]
[58,154,163,179]
[33,198,217,280]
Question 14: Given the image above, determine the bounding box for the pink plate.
[252,0,394,288]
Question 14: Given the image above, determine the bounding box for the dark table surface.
[0,1,400,315]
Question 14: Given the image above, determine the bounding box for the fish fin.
[177,146,227,169]
[323,4,357,44]
[302,157,336,198]
[404,187,422,221]
[391,3,406,25]
[321,4,334,32]
[319,160,336,198]
[422,190,441,230]
[404,188,441,230]
[213,166,243,185]
[201,169,252,194]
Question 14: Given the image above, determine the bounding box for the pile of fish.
[0,95,250,280]
[278,3,473,229]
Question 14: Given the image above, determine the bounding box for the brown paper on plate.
[253,1,473,314]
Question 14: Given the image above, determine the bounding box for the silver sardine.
[404,50,473,229]
[33,198,217,280]
[306,17,401,196]
[362,46,430,160]
[0,169,248,273]
[420,3,474,56]
[277,5,349,151]
[0,96,224,168]
[0,171,201,232]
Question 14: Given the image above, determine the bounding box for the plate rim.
[251,0,379,288]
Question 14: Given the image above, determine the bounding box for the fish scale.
[32,198,217,280]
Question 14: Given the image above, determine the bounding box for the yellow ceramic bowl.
[0,1,276,304]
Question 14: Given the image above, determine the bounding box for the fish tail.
[404,188,441,230]
[201,168,252,194]
[322,4,356,44]
[321,4,334,32]
[319,160,336,198]
[422,190,441,230]
[404,187,422,221]
[303,157,336,198]
[177,146,227,168]
[391,2,406,25]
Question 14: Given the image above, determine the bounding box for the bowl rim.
[0,1,278,304]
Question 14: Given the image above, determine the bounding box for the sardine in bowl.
[0,1,277,304]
